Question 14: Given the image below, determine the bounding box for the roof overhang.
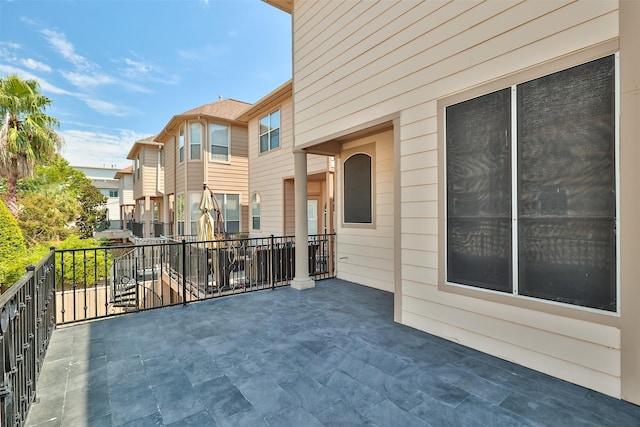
[236,80,292,122]
[126,139,163,160]
[262,0,291,13]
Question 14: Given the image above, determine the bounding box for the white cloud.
[59,127,150,168]
[20,58,52,72]
[40,28,92,70]
[60,70,114,87]
[79,96,135,117]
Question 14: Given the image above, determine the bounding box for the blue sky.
[0,0,291,169]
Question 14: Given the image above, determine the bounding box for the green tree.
[0,74,63,219]
[76,181,108,238]
[17,156,107,244]
[0,199,28,292]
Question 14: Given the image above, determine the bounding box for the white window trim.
[210,122,231,163]
[259,109,281,154]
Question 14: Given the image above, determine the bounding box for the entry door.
[308,200,318,236]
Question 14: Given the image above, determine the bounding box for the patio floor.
[26,278,640,426]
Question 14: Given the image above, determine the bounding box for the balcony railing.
[55,233,335,325]
[0,233,334,425]
[0,251,56,427]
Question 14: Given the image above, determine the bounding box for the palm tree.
[0,74,63,219]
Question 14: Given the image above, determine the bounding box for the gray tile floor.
[26,279,640,426]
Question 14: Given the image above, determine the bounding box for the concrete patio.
[26,279,640,426]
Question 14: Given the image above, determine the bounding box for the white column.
[292,151,315,290]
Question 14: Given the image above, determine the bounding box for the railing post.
[182,240,187,305]
[269,234,274,290]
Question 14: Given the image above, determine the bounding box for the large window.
[445,55,617,312]
[189,192,201,235]
[251,193,261,230]
[259,109,280,153]
[210,123,230,162]
[190,122,201,161]
[215,193,240,234]
[343,153,372,224]
[176,193,185,235]
[178,126,185,163]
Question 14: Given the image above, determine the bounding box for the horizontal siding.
[293,0,622,397]
[294,1,618,145]
[248,96,331,237]
[336,130,394,293]
[164,138,175,195]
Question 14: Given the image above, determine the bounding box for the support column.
[144,196,151,238]
[292,151,315,290]
[162,195,170,236]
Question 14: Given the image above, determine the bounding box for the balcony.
[20,279,640,426]
[3,233,640,426]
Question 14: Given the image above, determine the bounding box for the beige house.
[126,136,165,238]
[237,81,334,238]
[264,0,640,405]
[114,165,134,230]
[154,99,251,237]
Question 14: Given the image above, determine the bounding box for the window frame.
[438,47,620,321]
[341,142,375,228]
[189,122,202,161]
[178,126,185,164]
[259,109,281,153]
[215,193,241,234]
[210,122,230,163]
[176,193,185,235]
[251,192,261,231]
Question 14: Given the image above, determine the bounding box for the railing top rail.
[0,249,54,306]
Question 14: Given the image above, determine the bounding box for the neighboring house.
[114,165,134,230]
[264,0,640,405]
[154,98,251,237]
[73,165,121,228]
[126,136,166,238]
[237,81,334,238]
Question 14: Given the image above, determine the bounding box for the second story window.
[190,122,201,160]
[259,109,280,153]
[179,126,185,163]
[210,123,230,162]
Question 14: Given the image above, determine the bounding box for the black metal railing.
[131,222,144,238]
[0,251,56,427]
[55,233,335,325]
[152,222,173,237]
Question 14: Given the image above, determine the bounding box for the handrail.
[0,250,56,427]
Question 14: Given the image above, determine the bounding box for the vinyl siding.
[206,125,250,232]
[336,130,394,293]
[292,0,621,398]
[165,137,176,195]
[248,96,329,237]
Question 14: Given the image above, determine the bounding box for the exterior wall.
[164,136,176,195]
[248,96,330,237]
[160,119,249,234]
[206,124,250,233]
[118,174,134,207]
[291,0,629,400]
[335,130,394,293]
[140,146,162,197]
